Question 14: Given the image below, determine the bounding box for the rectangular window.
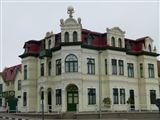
[113,88,119,104]
[56,89,62,105]
[24,65,27,80]
[87,58,95,74]
[41,63,44,76]
[119,60,124,75]
[23,92,27,106]
[128,63,134,77]
[56,59,61,75]
[105,59,107,75]
[148,64,154,78]
[48,61,51,76]
[18,80,21,90]
[88,88,96,105]
[120,89,125,104]
[112,59,117,75]
[140,63,143,78]
[150,90,156,104]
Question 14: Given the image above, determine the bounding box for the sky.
[0,0,159,71]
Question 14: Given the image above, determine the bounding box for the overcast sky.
[0,1,159,71]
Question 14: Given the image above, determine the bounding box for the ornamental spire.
[67,6,74,18]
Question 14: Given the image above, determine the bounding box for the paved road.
[0,113,160,120]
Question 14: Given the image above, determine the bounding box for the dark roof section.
[2,64,21,82]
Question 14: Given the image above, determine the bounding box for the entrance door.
[67,84,78,111]
[129,90,135,110]
[47,90,52,112]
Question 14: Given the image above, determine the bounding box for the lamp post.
[98,50,102,119]
[41,91,44,120]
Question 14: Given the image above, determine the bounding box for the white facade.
[1,7,160,113]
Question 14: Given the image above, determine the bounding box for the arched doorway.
[66,84,78,111]
[47,88,52,112]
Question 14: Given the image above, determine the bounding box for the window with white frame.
[128,63,134,77]
[150,90,156,104]
[65,54,78,72]
[88,88,96,105]
[120,89,125,104]
[119,60,124,75]
[87,58,95,74]
[112,59,117,75]
[113,88,119,104]
[56,59,61,75]
[56,89,62,105]
[148,64,154,78]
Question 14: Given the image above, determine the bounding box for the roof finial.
[67,6,74,18]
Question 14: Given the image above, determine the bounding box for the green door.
[8,97,18,113]
[67,84,78,111]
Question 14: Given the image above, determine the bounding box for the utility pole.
[98,50,102,119]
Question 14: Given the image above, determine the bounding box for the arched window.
[65,32,69,42]
[73,31,78,42]
[111,37,115,47]
[48,39,51,49]
[118,38,122,48]
[148,44,152,52]
[65,54,78,72]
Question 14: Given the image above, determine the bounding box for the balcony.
[39,49,52,58]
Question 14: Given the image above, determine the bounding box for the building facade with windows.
[1,7,160,112]
[0,65,22,112]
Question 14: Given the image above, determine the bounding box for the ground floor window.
[150,90,156,104]
[88,88,96,105]
[56,89,62,105]
[113,88,119,104]
[120,89,125,104]
[23,92,27,106]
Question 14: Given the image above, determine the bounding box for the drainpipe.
[98,50,102,119]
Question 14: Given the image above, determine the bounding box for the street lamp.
[98,50,102,119]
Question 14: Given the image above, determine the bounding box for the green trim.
[127,51,159,57]
[19,53,39,58]
[39,49,52,59]
[51,46,61,52]
[61,42,82,46]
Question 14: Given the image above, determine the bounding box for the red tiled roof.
[157,61,160,77]
[125,37,146,52]
[2,64,21,82]
[24,40,41,54]
[82,29,107,47]
[22,29,150,55]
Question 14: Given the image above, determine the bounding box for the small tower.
[60,6,82,43]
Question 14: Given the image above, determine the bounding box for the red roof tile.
[2,64,21,82]
[82,29,107,47]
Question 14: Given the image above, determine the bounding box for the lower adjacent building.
[0,6,160,113]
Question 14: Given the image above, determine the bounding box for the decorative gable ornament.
[107,27,125,36]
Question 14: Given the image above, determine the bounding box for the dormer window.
[111,37,115,47]
[73,31,78,42]
[65,32,69,42]
[148,44,152,52]
[118,38,122,48]
[48,39,51,49]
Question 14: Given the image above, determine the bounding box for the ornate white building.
[0,6,160,113]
